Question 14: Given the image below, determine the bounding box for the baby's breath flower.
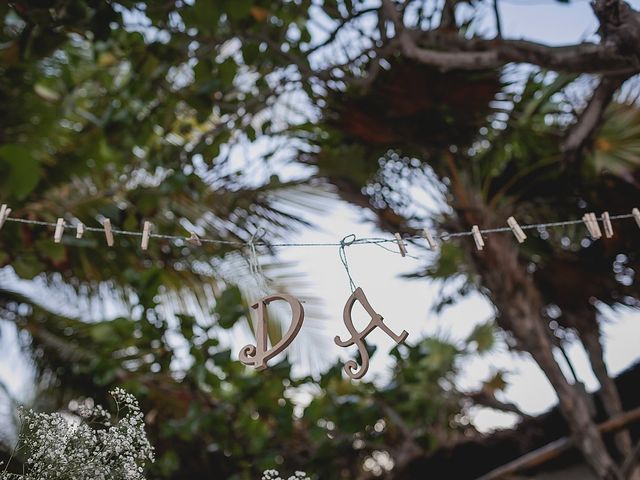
[0,389,154,480]
[261,470,310,480]
[2,391,310,480]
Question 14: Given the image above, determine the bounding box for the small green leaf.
[227,0,252,20]
[218,58,237,87]
[242,43,260,65]
[211,349,232,365]
[12,254,45,279]
[0,145,42,199]
[193,0,220,25]
[35,239,66,263]
[214,286,246,329]
[484,371,508,392]
[467,322,496,353]
[90,323,114,343]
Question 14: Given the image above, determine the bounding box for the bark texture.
[461,203,621,479]
[580,320,633,457]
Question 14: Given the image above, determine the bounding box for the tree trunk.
[464,216,622,479]
[527,337,621,480]
[579,324,640,479]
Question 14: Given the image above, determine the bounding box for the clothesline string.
[2,212,637,248]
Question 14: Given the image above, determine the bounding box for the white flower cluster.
[261,470,310,480]
[1,388,154,480]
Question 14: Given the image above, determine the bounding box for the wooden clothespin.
[583,213,602,239]
[141,221,152,251]
[76,222,84,239]
[591,213,602,238]
[590,213,602,238]
[394,233,407,257]
[422,227,439,251]
[507,216,527,243]
[187,231,202,246]
[582,214,591,236]
[633,208,640,229]
[601,212,614,238]
[471,225,484,251]
[102,218,114,247]
[583,213,594,238]
[0,204,11,230]
[54,218,65,243]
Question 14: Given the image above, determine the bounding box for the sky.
[2,0,640,436]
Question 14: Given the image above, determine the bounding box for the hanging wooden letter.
[238,294,304,371]
[335,287,408,380]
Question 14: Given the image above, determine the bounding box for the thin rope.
[2,212,637,248]
[246,228,270,294]
[339,234,357,292]
[370,239,420,259]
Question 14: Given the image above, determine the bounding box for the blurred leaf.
[227,0,252,20]
[427,242,466,279]
[467,322,496,353]
[483,371,508,393]
[215,286,247,329]
[0,145,42,199]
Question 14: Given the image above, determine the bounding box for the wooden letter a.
[335,287,408,379]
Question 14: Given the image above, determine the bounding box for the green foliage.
[0,2,485,478]
[4,1,637,478]
[482,371,508,394]
[2,283,488,478]
[0,0,330,316]
[214,286,248,330]
[466,322,497,354]
[0,145,41,200]
[591,102,640,177]
[424,242,469,286]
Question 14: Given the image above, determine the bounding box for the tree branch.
[380,402,414,439]
[439,0,458,30]
[381,0,404,34]
[468,390,533,419]
[305,6,379,55]
[593,0,640,57]
[373,0,640,74]
[493,0,503,39]
[377,400,425,473]
[399,31,637,73]
[562,74,629,157]
[475,407,640,480]
[622,439,640,480]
